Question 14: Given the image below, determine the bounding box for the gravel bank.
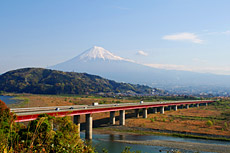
[114,139,230,153]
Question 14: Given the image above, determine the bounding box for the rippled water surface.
[80,132,230,153]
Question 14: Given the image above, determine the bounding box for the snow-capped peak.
[79,46,126,61]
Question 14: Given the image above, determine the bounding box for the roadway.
[12,100,214,122]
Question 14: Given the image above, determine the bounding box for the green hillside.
[0,68,152,95]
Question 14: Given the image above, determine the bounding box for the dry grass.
[8,93,137,108]
[125,107,230,136]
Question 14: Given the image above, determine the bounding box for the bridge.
[11,100,215,140]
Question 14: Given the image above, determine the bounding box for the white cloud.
[137,50,148,56]
[222,30,230,35]
[162,32,203,44]
[144,63,230,75]
[144,63,192,71]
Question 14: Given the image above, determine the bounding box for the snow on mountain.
[69,46,133,63]
[79,46,125,61]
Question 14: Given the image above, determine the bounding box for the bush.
[150,118,155,122]
[206,120,213,127]
[0,100,95,152]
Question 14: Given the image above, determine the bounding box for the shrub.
[0,101,95,153]
[224,122,228,129]
[150,118,155,122]
[206,120,213,127]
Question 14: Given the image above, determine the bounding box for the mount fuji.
[50,46,230,94]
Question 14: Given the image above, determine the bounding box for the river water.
[80,132,230,153]
[0,95,20,105]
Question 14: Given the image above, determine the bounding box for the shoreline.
[94,126,230,141]
[93,127,230,153]
[113,139,230,153]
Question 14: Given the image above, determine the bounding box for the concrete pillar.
[110,111,116,125]
[143,108,147,118]
[74,115,81,134]
[205,103,208,106]
[196,103,199,107]
[160,106,164,114]
[135,109,140,118]
[153,107,157,114]
[119,110,125,125]
[168,106,171,111]
[174,105,178,111]
[85,114,92,140]
[186,104,189,109]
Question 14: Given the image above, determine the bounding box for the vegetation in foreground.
[0,99,95,153]
[0,99,147,153]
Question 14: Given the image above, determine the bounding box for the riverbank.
[114,139,230,153]
[93,127,230,153]
[94,126,230,141]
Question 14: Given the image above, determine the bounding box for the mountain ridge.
[0,68,154,95]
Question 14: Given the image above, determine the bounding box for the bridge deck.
[12,100,214,122]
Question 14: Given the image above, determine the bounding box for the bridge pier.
[168,106,172,111]
[153,107,157,114]
[143,108,147,118]
[110,111,116,125]
[160,106,164,114]
[196,103,199,107]
[186,104,189,109]
[174,105,178,111]
[74,115,81,134]
[119,110,125,125]
[135,109,140,118]
[205,103,208,106]
[85,114,92,140]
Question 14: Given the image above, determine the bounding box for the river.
[0,95,21,105]
[80,132,230,153]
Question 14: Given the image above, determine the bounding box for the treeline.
[0,68,152,95]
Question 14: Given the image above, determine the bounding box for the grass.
[172,115,224,121]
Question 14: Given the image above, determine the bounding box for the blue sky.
[1,0,230,75]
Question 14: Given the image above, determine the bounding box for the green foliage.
[121,146,141,153]
[0,100,95,152]
[102,148,109,153]
[224,122,228,129]
[150,118,155,122]
[0,68,152,95]
[206,120,213,127]
[0,100,17,152]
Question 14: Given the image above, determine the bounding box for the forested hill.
[0,68,153,95]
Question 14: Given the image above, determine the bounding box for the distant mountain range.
[49,46,230,95]
[0,68,153,95]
